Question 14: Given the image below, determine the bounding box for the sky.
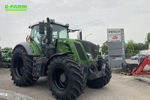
[0,0,150,48]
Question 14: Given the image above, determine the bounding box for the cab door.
[30,25,47,55]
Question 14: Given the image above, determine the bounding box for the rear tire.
[87,62,111,88]
[48,56,86,100]
[10,46,38,86]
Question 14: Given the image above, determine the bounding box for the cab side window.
[31,25,41,45]
[31,25,47,45]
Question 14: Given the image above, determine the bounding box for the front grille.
[74,43,86,60]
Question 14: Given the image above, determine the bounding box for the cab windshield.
[52,24,68,41]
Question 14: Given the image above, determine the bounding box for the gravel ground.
[0,99,6,100]
[0,68,150,100]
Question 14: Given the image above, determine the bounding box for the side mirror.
[77,31,82,40]
[79,31,82,40]
[39,22,45,34]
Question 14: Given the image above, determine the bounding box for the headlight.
[87,53,93,60]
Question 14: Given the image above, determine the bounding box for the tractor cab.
[28,19,82,45]
[28,19,70,56]
[29,20,68,43]
[28,18,84,57]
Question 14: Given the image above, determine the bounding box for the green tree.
[125,40,148,57]
[147,32,150,43]
[101,43,108,55]
[125,40,135,57]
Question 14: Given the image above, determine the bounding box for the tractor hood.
[77,40,100,59]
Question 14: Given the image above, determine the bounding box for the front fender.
[13,42,33,56]
[47,52,72,65]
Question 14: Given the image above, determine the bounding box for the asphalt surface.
[0,68,150,100]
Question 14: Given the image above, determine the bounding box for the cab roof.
[29,18,69,28]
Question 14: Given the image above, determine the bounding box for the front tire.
[48,56,86,100]
[11,46,38,86]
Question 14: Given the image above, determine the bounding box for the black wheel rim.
[13,56,24,77]
[52,67,68,90]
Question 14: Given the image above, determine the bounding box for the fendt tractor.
[10,18,111,100]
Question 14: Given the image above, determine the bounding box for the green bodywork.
[56,38,94,64]
[27,38,95,65]
[1,48,12,66]
[27,41,41,56]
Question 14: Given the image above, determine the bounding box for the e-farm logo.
[5,5,27,11]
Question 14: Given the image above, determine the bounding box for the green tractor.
[0,47,12,67]
[10,18,111,100]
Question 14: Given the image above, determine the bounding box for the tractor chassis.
[32,56,107,80]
